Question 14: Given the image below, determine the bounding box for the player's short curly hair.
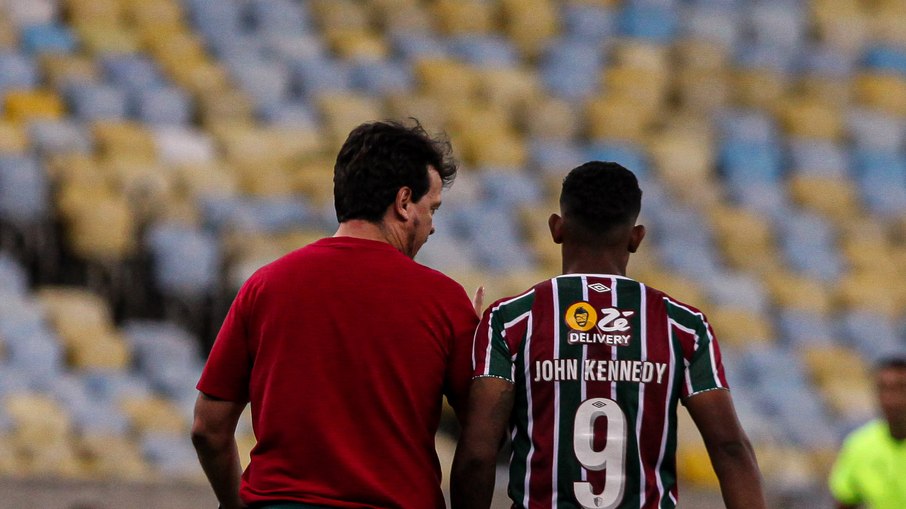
[560,161,642,243]
[333,119,457,223]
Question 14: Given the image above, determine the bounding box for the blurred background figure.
[828,351,906,509]
[0,0,905,507]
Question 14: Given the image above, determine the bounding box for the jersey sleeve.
[472,294,533,383]
[196,281,255,403]
[828,433,864,506]
[672,306,729,400]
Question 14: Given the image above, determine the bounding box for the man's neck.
[561,245,628,277]
[334,220,405,254]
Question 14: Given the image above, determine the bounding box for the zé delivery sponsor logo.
[566,302,634,347]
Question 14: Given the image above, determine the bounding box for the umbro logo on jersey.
[587,283,610,293]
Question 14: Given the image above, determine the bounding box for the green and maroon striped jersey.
[473,274,729,509]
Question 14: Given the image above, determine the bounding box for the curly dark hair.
[560,161,642,243]
[333,120,457,223]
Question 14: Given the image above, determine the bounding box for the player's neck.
[561,248,628,276]
[889,419,906,441]
[335,220,395,246]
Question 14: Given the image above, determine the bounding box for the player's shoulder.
[844,419,889,448]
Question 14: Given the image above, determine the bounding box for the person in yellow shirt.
[829,352,906,509]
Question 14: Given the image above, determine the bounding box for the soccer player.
[829,352,906,509]
[450,162,765,509]
[191,120,479,509]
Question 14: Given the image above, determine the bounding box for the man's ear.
[628,224,646,253]
[394,186,413,220]
[548,213,563,244]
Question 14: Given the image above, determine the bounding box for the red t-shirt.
[197,237,478,508]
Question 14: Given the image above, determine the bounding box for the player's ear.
[549,213,563,244]
[628,224,645,253]
[394,186,413,220]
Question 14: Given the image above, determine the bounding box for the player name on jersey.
[533,358,668,383]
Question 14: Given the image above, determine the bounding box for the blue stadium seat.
[746,0,807,50]
[454,204,534,272]
[291,57,354,97]
[562,3,617,44]
[390,33,449,61]
[478,169,543,208]
[539,39,602,101]
[20,24,78,55]
[27,119,94,155]
[584,142,649,179]
[0,254,29,296]
[0,154,50,225]
[846,109,904,152]
[840,310,904,360]
[246,0,312,35]
[797,44,855,78]
[703,271,769,312]
[132,86,193,126]
[184,0,245,41]
[141,432,200,477]
[0,51,39,94]
[257,99,319,127]
[448,35,519,68]
[617,3,678,44]
[350,60,414,96]
[145,224,222,301]
[123,320,204,398]
[681,5,740,49]
[861,45,906,76]
[100,53,165,94]
[778,212,844,282]
[65,83,129,121]
[776,309,838,346]
[851,148,906,216]
[787,139,849,178]
[225,58,292,107]
[263,34,326,62]
[718,139,784,185]
[529,139,585,174]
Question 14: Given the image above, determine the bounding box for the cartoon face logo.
[565,302,597,332]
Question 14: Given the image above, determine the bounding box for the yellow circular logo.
[565,302,597,331]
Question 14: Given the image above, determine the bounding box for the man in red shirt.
[192,121,479,509]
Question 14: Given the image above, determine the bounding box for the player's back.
[473,274,727,509]
[207,236,477,508]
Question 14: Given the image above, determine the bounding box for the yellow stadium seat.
[869,1,906,46]
[802,345,868,387]
[37,286,115,344]
[732,68,788,110]
[65,193,138,262]
[585,96,654,144]
[0,120,28,153]
[413,58,480,103]
[602,66,670,113]
[173,160,240,201]
[764,271,833,314]
[165,60,231,96]
[853,72,906,116]
[706,306,775,347]
[120,397,188,434]
[325,29,389,60]
[821,379,875,422]
[520,96,581,142]
[101,155,176,223]
[316,92,385,149]
[73,22,141,54]
[69,330,132,370]
[755,445,821,487]
[709,205,778,273]
[836,270,906,317]
[675,67,731,112]
[64,0,125,25]
[0,15,16,51]
[290,158,336,206]
[125,0,185,28]
[500,0,559,59]
[776,98,844,140]
[385,93,449,133]
[92,121,158,161]
[787,175,860,221]
[3,90,65,122]
[811,0,869,53]
[311,0,371,32]
[796,75,852,105]
[371,1,432,34]
[39,54,100,90]
[477,67,541,116]
[432,0,497,35]
[197,89,255,127]
[675,406,719,488]
[78,433,151,480]
[628,268,708,308]
[646,127,716,188]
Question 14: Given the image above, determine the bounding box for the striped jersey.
[472,274,729,509]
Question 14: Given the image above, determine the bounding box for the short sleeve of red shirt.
[197,279,256,403]
[440,281,480,416]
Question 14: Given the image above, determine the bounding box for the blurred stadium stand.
[1,0,905,507]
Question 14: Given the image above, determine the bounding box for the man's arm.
[450,377,514,509]
[684,389,766,509]
[191,392,247,509]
